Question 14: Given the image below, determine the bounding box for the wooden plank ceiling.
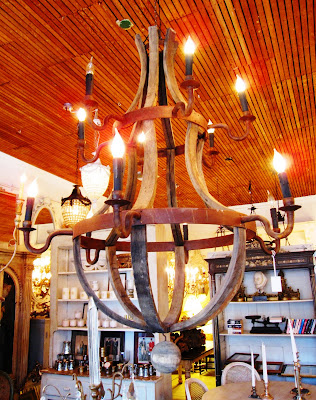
[0,0,315,210]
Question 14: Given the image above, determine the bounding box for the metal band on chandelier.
[19,26,300,335]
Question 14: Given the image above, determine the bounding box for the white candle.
[262,343,268,384]
[288,318,298,362]
[88,297,101,386]
[251,350,256,387]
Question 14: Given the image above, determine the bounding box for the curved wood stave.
[132,27,159,210]
[163,28,186,105]
[170,226,246,331]
[131,225,164,332]
[107,246,145,325]
[185,122,230,211]
[163,245,185,327]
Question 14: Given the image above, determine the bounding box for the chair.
[221,362,261,385]
[0,370,14,400]
[185,377,208,400]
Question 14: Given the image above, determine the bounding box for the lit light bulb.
[273,149,286,173]
[111,128,125,158]
[184,36,196,55]
[86,56,94,75]
[235,75,246,93]
[207,119,215,134]
[27,180,38,198]
[77,108,87,122]
[137,131,146,143]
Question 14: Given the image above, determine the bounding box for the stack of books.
[285,318,316,334]
[227,319,243,334]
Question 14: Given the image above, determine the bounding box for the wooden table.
[202,381,316,400]
[178,348,214,384]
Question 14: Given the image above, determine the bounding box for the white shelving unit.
[207,249,316,385]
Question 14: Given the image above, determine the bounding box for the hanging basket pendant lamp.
[61,184,91,228]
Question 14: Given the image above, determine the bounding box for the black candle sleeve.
[85,73,94,96]
[209,133,215,148]
[113,158,123,191]
[270,208,279,230]
[278,172,292,198]
[185,55,193,76]
[24,197,35,221]
[78,121,85,140]
[238,92,249,112]
[183,224,188,241]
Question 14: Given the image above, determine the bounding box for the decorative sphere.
[151,341,181,374]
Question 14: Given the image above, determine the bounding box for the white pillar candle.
[262,343,268,384]
[88,297,101,387]
[288,318,298,362]
[251,350,256,387]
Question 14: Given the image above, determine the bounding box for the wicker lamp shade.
[61,185,91,228]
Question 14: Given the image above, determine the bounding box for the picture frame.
[256,361,284,375]
[281,364,316,378]
[134,332,155,364]
[225,352,259,365]
[100,331,125,362]
[71,331,88,361]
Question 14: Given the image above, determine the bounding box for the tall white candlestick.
[88,296,101,386]
[262,343,268,384]
[288,318,298,362]
[251,350,256,387]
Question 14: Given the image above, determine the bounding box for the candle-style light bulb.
[235,75,249,111]
[85,56,95,96]
[137,131,146,143]
[273,149,292,198]
[207,119,215,134]
[184,36,196,77]
[18,173,27,200]
[77,108,87,140]
[111,129,125,191]
[24,179,38,222]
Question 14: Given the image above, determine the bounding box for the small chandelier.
[80,158,111,202]
[32,255,51,298]
[61,185,91,228]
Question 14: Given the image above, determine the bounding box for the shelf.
[57,326,142,332]
[229,299,313,305]
[220,330,316,337]
[58,297,138,302]
[58,268,132,275]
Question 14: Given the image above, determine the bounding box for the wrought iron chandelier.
[20,26,300,333]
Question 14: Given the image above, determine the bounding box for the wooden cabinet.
[207,249,316,386]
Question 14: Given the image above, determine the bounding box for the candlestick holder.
[249,386,261,398]
[261,382,274,400]
[90,381,105,400]
[290,357,308,400]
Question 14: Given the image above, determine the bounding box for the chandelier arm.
[131,225,165,332]
[19,225,73,254]
[78,141,109,164]
[241,209,295,240]
[73,236,147,330]
[210,112,255,142]
[170,226,246,331]
[163,28,187,105]
[107,246,145,324]
[163,246,185,327]
[185,122,230,211]
[252,236,281,255]
[85,248,100,265]
[113,204,141,239]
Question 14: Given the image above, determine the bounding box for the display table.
[202,381,316,400]
[178,348,214,384]
[41,368,164,400]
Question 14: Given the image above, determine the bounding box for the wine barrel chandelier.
[20,26,300,334]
